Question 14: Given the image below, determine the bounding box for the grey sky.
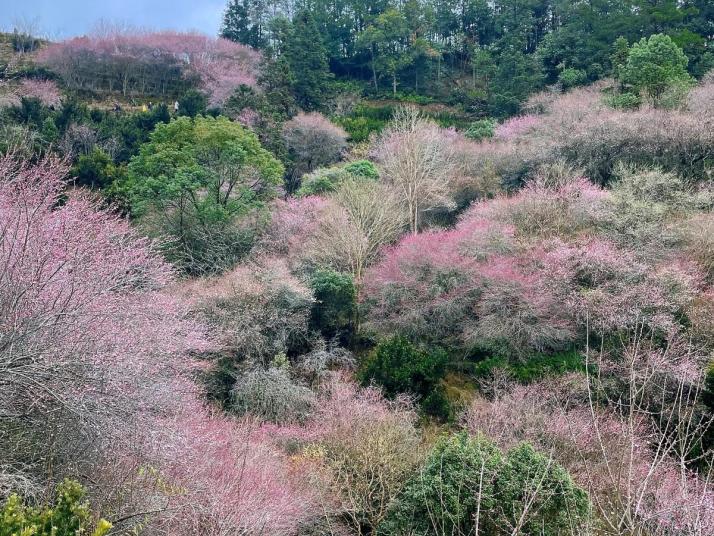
[1,0,228,39]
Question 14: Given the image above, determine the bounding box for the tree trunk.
[371,48,378,91]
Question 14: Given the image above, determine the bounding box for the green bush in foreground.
[379,433,590,536]
[1,479,111,536]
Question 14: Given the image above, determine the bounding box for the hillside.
[1,7,714,536]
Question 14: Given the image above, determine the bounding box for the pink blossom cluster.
[19,78,62,107]
[38,30,258,106]
[259,195,334,262]
[0,152,329,534]
[494,114,541,140]
[363,172,707,353]
[138,382,321,536]
[0,79,62,109]
[539,238,702,336]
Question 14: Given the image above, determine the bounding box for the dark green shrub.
[334,104,394,142]
[464,119,495,140]
[12,97,46,127]
[420,385,452,420]
[343,159,379,180]
[558,68,587,89]
[379,434,591,536]
[494,443,591,535]
[93,104,170,164]
[472,350,585,383]
[178,89,208,118]
[52,95,90,133]
[335,116,386,142]
[71,148,120,189]
[40,117,60,143]
[296,168,343,196]
[359,336,449,416]
[378,433,502,536]
[308,269,356,342]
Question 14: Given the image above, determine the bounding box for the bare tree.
[307,178,408,288]
[373,106,460,233]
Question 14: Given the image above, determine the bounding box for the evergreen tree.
[283,9,334,110]
[622,33,692,100]
[221,0,268,49]
[258,55,298,120]
[611,36,630,80]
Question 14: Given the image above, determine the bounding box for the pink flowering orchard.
[2,18,714,536]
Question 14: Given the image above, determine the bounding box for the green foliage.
[488,45,545,117]
[558,67,587,89]
[11,97,46,127]
[283,10,334,111]
[622,34,693,103]
[258,56,298,120]
[472,350,586,383]
[378,433,502,536]
[93,104,171,164]
[333,104,393,142]
[464,118,495,140]
[0,479,111,536]
[611,36,630,82]
[604,92,642,109]
[40,117,59,143]
[334,115,386,142]
[297,160,378,197]
[221,0,268,49]
[379,434,590,536]
[388,93,434,105]
[493,443,591,535]
[124,115,283,274]
[308,269,356,342]
[215,0,712,116]
[178,89,208,118]
[295,168,342,196]
[343,159,379,180]
[71,148,120,189]
[51,96,90,133]
[358,336,449,416]
[222,83,291,160]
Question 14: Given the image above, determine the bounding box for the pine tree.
[221,0,267,49]
[284,9,334,110]
[258,55,298,120]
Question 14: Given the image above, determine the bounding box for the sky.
[1,0,227,39]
